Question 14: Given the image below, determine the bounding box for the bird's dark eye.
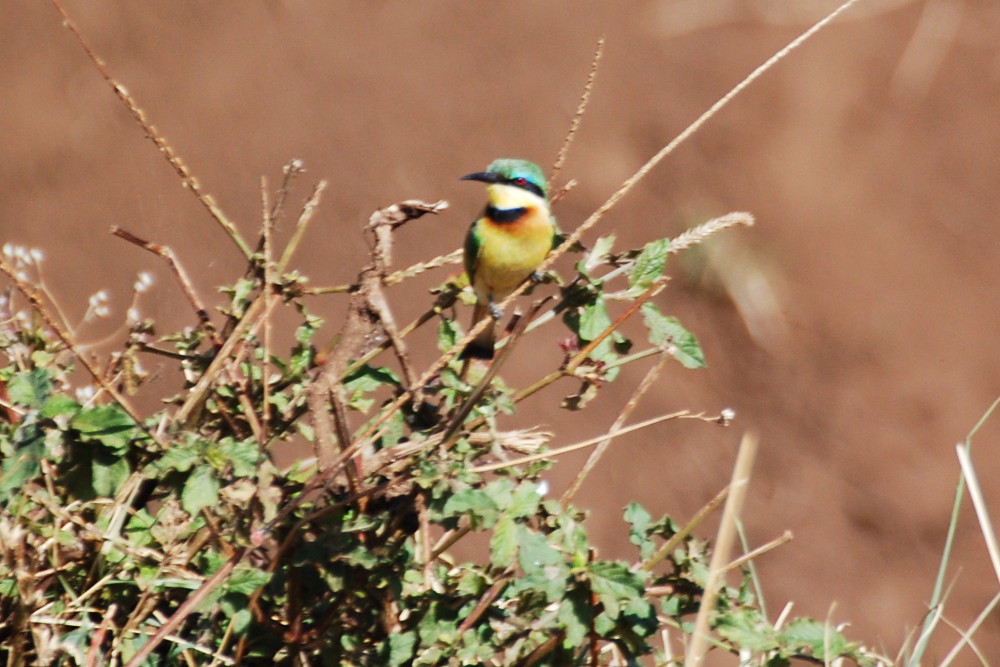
[512,177,528,187]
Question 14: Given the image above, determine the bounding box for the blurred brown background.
[4,0,1000,661]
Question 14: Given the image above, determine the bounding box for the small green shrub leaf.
[490,514,517,569]
[182,465,219,516]
[641,302,706,368]
[71,405,136,453]
[629,237,670,291]
[8,368,52,408]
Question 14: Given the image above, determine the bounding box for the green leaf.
[92,452,130,497]
[778,618,850,659]
[182,466,219,516]
[229,607,252,635]
[40,394,81,419]
[0,420,45,497]
[442,487,500,528]
[225,564,272,595]
[641,303,705,369]
[716,609,779,652]
[228,278,255,318]
[629,238,670,291]
[343,365,401,412]
[8,368,52,408]
[490,514,517,569]
[507,481,543,519]
[438,317,462,353]
[71,406,136,453]
[578,296,613,341]
[154,440,200,473]
[558,587,592,646]
[217,439,261,477]
[517,524,563,574]
[388,631,417,667]
[587,561,646,619]
[623,502,654,560]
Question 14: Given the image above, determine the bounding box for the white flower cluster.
[85,290,111,321]
[2,243,44,282]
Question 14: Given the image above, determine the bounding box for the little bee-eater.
[461,158,556,359]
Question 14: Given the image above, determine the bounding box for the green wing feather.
[464,219,483,284]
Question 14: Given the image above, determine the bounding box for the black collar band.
[486,205,527,224]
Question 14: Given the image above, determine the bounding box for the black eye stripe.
[504,177,545,199]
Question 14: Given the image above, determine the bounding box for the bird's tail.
[461,302,496,359]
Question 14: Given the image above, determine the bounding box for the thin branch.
[685,432,759,667]
[469,411,725,474]
[383,248,462,287]
[111,226,221,347]
[723,530,793,574]
[438,298,550,450]
[550,37,605,184]
[956,444,1000,585]
[122,550,246,667]
[276,180,329,276]
[173,291,274,427]
[530,0,867,292]
[561,345,672,504]
[640,485,730,572]
[49,0,252,259]
[260,177,273,445]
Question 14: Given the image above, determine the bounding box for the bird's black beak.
[459,171,499,184]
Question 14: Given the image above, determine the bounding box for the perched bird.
[461,158,556,359]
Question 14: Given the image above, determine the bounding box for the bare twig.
[276,179,329,276]
[458,575,513,634]
[111,226,221,347]
[469,411,724,474]
[723,530,793,574]
[173,291,273,426]
[550,37,605,185]
[253,159,306,256]
[382,248,462,287]
[561,345,672,504]
[123,550,246,667]
[640,485,730,573]
[49,0,251,258]
[685,432,758,667]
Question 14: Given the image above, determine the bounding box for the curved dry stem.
[550,37,605,185]
[468,411,725,474]
[49,0,252,259]
[560,345,673,505]
[534,0,865,287]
